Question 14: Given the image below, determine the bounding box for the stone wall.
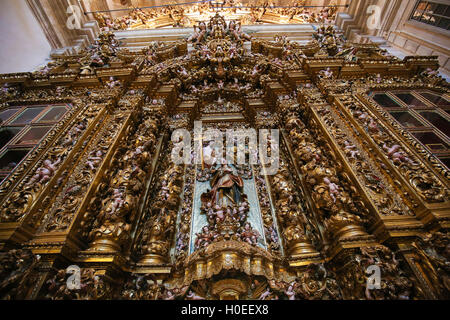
[0,0,51,73]
[336,0,450,77]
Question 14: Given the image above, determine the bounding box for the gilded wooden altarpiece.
[0,15,448,300]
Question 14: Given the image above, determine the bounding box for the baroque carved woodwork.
[0,15,448,300]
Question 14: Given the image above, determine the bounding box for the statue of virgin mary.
[201,163,244,207]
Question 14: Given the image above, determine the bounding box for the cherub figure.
[86,150,103,170]
[375,73,382,84]
[109,188,125,215]
[202,79,210,90]
[200,45,211,59]
[204,201,214,220]
[234,21,251,41]
[367,118,379,134]
[177,65,189,78]
[383,144,415,165]
[323,177,339,203]
[238,201,249,221]
[161,180,171,200]
[55,86,65,97]
[241,222,260,245]
[175,233,187,252]
[259,288,272,300]
[284,282,296,300]
[163,289,176,300]
[61,133,75,147]
[189,22,207,44]
[72,121,86,136]
[267,225,279,244]
[214,205,225,223]
[106,76,121,89]
[186,290,205,300]
[421,67,439,78]
[355,110,369,121]
[319,67,333,79]
[28,158,61,185]
[251,64,262,78]
[344,140,359,159]
[195,226,216,248]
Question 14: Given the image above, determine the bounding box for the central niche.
[190,162,266,253]
[187,130,278,254]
